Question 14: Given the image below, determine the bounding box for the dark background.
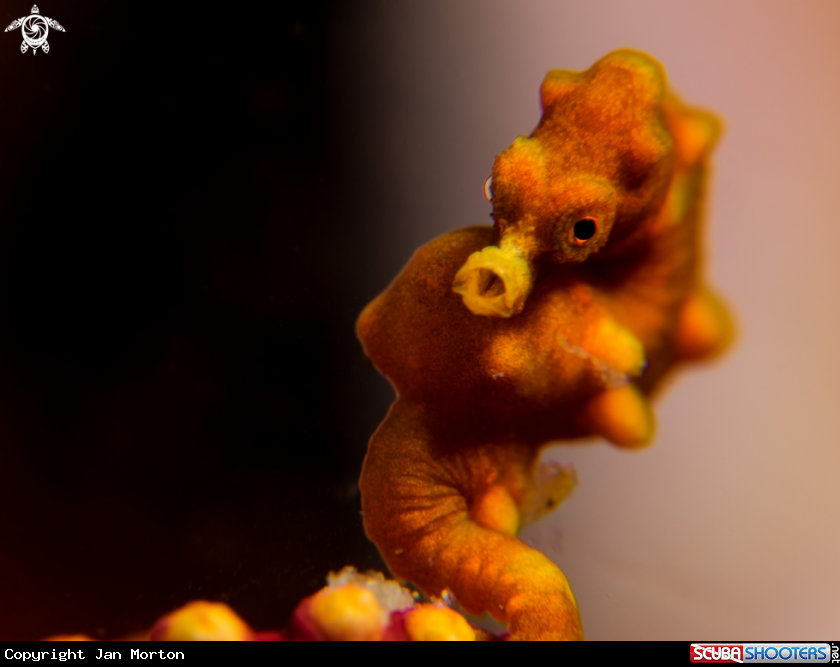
[0,0,389,639]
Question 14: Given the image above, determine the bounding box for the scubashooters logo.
[690,643,834,664]
[4,5,65,54]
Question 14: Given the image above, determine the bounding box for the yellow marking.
[453,245,532,318]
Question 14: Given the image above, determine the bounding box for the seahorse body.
[357,50,732,640]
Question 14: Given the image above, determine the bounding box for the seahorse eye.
[483,176,493,202]
[572,218,597,243]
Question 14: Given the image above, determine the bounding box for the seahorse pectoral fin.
[519,462,577,528]
[674,286,734,362]
[582,383,655,449]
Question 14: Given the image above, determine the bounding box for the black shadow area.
[0,0,388,639]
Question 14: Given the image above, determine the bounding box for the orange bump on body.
[582,384,655,449]
[675,288,735,361]
[357,49,733,640]
[584,316,646,378]
[471,485,520,536]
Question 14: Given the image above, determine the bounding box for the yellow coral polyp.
[404,605,476,642]
[357,49,733,640]
[307,583,388,641]
[152,601,254,641]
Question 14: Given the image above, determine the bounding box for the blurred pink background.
[345,1,840,639]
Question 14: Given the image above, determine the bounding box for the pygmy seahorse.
[357,49,733,640]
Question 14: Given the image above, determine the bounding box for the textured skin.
[357,50,732,640]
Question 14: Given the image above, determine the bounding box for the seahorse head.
[453,50,674,318]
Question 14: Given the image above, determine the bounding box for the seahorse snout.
[452,245,532,317]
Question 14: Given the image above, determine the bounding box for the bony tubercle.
[357,49,733,640]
